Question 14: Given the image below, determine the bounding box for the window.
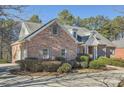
[52,25,58,35]
[61,49,66,57]
[73,31,77,38]
[43,49,49,56]
[22,49,27,60]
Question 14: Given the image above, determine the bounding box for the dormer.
[72,28,78,39]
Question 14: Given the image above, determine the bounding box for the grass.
[0,59,8,64]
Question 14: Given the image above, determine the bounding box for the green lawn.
[0,59,8,64]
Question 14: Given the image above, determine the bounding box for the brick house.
[112,32,124,59]
[11,18,115,63]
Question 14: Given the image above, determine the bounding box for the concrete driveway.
[0,64,124,87]
[0,63,19,75]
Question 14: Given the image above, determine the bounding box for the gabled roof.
[14,18,115,47]
[94,31,115,47]
[19,21,43,41]
[22,18,57,40]
[85,35,99,46]
[24,22,43,33]
[85,31,115,47]
[63,25,114,47]
[112,39,124,48]
[63,25,91,36]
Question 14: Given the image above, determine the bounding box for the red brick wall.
[25,22,77,60]
[114,48,124,59]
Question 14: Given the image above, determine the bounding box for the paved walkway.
[0,63,18,68]
[0,63,19,76]
[0,66,124,87]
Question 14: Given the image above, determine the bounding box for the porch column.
[85,45,88,54]
[104,47,107,57]
[93,46,98,59]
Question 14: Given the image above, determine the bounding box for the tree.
[0,5,25,19]
[28,15,42,23]
[0,5,25,60]
[58,9,75,25]
[80,15,110,30]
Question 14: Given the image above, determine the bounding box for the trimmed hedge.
[57,63,72,73]
[16,59,42,72]
[55,57,66,62]
[41,61,61,72]
[16,59,61,72]
[89,57,124,69]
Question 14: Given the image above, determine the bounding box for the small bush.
[41,61,61,72]
[57,63,72,73]
[16,60,61,72]
[67,60,81,68]
[80,55,90,68]
[16,60,25,70]
[76,56,81,62]
[80,56,89,62]
[0,59,8,64]
[16,60,42,72]
[55,57,66,62]
[111,60,124,67]
[89,60,106,69]
[81,62,88,68]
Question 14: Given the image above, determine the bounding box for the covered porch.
[77,43,114,60]
[84,45,107,59]
[77,44,107,59]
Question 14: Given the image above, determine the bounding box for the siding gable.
[19,23,29,39]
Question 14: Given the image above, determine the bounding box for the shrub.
[25,57,38,60]
[16,60,25,70]
[55,57,66,62]
[16,60,43,72]
[111,60,124,67]
[57,63,72,73]
[81,62,88,68]
[80,56,89,62]
[76,56,81,62]
[89,60,106,69]
[80,55,90,68]
[41,61,61,72]
[16,60,61,72]
[0,59,8,64]
[67,60,81,68]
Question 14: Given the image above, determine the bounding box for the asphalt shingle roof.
[15,18,115,47]
[112,39,124,48]
[18,21,43,40]
[63,25,114,47]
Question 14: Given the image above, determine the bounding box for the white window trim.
[42,48,50,59]
[61,49,67,58]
